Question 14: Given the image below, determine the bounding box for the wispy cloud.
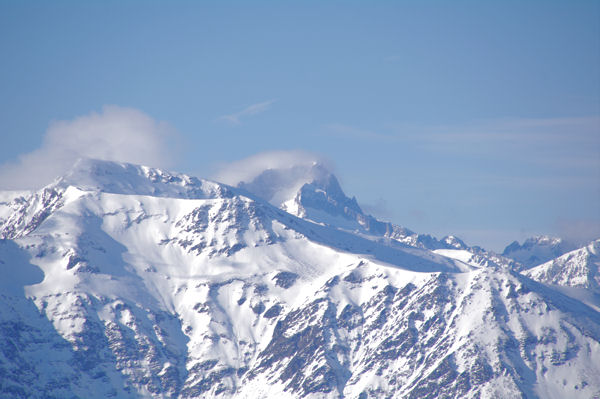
[411,116,600,145]
[0,105,176,190]
[322,115,600,203]
[212,150,329,186]
[326,116,600,144]
[413,116,600,172]
[218,99,277,126]
[325,116,600,171]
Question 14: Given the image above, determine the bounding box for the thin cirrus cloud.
[326,116,600,144]
[0,105,177,190]
[217,99,277,126]
[411,116,600,173]
[411,116,600,146]
[325,116,600,171]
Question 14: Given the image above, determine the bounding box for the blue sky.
[1,1,599,251]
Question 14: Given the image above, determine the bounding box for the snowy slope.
[0,159,599,399]
[239,266,600,399]
[524,240,600,291]
[237,163,516,270]
[523,240,600,313]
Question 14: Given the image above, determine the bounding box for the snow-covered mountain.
[523,240,600,311]
[237,163,515,268]
[1,158,599,399]
[502,236,577,269]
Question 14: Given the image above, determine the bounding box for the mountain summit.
[0,158,599,399]
[502,235,577,269]
[237,162,364,227]
[236,162,480,254]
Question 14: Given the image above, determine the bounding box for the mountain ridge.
[0,158,599,398]
[503,235,577,269]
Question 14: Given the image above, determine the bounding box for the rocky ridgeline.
[0,159,598,398]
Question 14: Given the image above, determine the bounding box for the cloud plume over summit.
[213,150,331,187]
[0,106,176,190]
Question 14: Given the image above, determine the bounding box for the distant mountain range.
[503,236,578,270]
[0,158,598,398]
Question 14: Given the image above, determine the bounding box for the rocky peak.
[503,235,576,269]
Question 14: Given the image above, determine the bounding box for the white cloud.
[218,100,276,125]
[0,105,176,190]
[213,150,330,186]
[212,150,335,208]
